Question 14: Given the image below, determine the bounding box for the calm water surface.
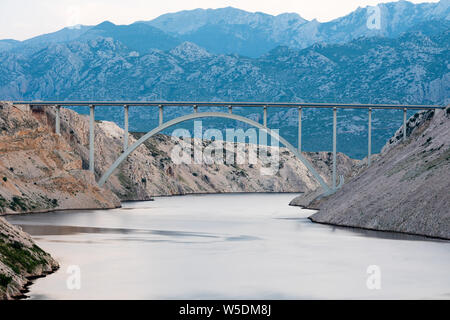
[6,193,450,299]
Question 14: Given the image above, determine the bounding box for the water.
[6,193,450,300]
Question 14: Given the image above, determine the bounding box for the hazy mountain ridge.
[1,1,448,57]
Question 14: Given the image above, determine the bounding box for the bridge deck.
[13,101,443,110]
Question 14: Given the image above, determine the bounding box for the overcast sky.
[0,0,440,40]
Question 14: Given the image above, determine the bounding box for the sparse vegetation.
[0,238,47,274]
[0,274,12,288]
[9,196,29,211]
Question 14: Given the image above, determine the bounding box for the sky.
[0,0,440,41]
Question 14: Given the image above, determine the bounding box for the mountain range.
[0,1,449,159]
[1,1,449,57]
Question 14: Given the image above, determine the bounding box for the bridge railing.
[13,101,444,191]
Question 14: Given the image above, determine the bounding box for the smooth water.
[6,193,450,300]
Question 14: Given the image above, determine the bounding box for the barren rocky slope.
[293,106,450,239]
[0,102,121,214]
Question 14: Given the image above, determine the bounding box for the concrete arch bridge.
[13,101,442,196]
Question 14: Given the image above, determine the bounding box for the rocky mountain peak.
[169,41,211,61]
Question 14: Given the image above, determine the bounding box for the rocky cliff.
[0,102,121,214]
[292,106,450,239]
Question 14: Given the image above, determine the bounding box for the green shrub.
[0,274,12,287]
[9,196,28,211]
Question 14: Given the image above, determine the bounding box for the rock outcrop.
[295,106,450,239]
[0,217,58,299]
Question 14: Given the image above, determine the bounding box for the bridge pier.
[403,108,407,141]
[263,106,267,127]
[55,105,61,135]
[298,107,302,153]
[332,107,337,190]
[124,105,129,152]
[159,105,163,125]
[89,105,95,173]
[368,108,372,166]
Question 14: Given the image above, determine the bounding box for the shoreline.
[12,265,60,300]
[308,215,450,242]
[2,191,305,217]
[290,193,450,242]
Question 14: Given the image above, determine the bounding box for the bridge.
[13,101,443,196]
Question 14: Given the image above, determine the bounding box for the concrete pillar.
[124,105,129,152]
[228,105,232,114]
[298,107,302,153]
[263,106,267,127]
[55,105,61,135]
[159,105,163,126]
[403,108,407,141]
[193,105,198,113]
[368,108,372,166]
[332,107,337,190]
[89,105,95,173]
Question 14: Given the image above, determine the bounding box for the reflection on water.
[18,225,222,238]
[6,193,450,300]
[17,224,261,244]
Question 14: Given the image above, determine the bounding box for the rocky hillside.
[293,106,450,239]
[0,217,58,299]
[0,102,121,214]
[3,28,446,105]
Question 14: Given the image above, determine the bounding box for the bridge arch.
[98,112,338,194]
